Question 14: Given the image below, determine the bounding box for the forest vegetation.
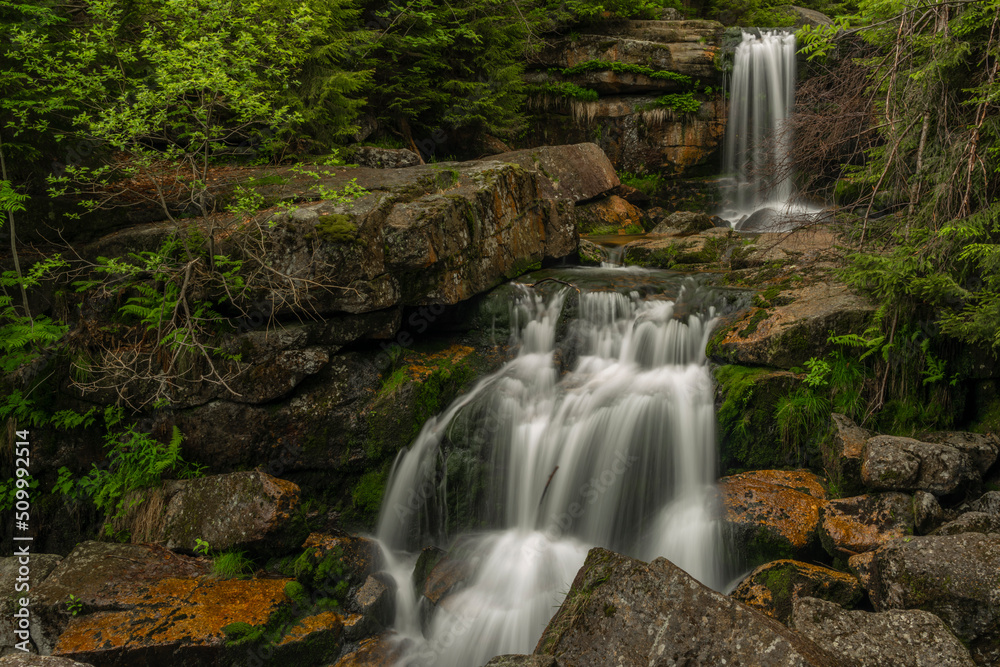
[1,0,999,535]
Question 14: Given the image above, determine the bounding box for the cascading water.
[376,268,739,666]
[720,31,821,230]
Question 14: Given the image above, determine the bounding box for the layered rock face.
[521,20,726,175]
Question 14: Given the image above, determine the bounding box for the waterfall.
[720,31,820,230]
[377,270,734,666]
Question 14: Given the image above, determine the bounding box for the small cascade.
[720,31,820,230]
[377,271,735,666]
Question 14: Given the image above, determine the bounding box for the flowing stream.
[376,267,743,666]
[720,30,821,229]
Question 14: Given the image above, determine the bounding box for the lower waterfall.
[376,268,740,666]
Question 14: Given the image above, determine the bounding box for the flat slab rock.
[719,470,827,561]
[29,541,291,663]
[791,596,976,667]
[866,532,1000,666]
[711,281,874,369]
[533,547,849,666]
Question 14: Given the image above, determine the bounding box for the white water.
[377,273,730,666]
[720,31,821,230]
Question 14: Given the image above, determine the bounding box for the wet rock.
[791,596,976,667]
[930,511,1000,536]
[731,559,862,624]
[819,492,914,557]
[577,238,608,266]
[718,471,827,565]
[1,554,62,655]
[623,231,728,268]
[921,431,999,475]
[735,207,782,232]
[411,546,446,593]
[422,555,473,605]
[0,657,94,666]
[575,195,647,234]
[649,210,713,236]
[349,146,421,169]
[331,633,405,666]
[159,471,305,557]
[866,532,1000,665]
[862,435,978,496]
[272,611,344,664]
[351,574,397,630]
[827,413,870,493]
[911,490,944,534]
[710,281,875,369]
[534,547,848,666]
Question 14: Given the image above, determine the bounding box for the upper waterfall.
[720,30,821,230]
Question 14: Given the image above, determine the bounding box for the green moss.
[745,527,795,565]
[715,365,801,471]
[314,214,357,244]
[561,60,692,86]
[738,309,769,337]
[350,466,389,525]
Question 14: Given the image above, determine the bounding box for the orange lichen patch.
[740,470,829,500]
[719,474,826,550]
[732,559,861,623]
[820,494,913,556]
[332,633,405,667]
[404,345,476,382]
[53,577,290,656]
[277,611,343,646]
[848,550,876,588]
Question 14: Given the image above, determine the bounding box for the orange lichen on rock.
[53,577,290,657]
[332,633,404,667]
[277,611,344,646]
[732,559,862,623]
[819,492,915,557]
[404,345,476,382]
[719,471,827,551]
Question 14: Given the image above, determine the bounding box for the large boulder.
[649,210,714,236]
[819,492,914,557]
[866,532,1000,666]
[930,511,1000,535]
[533,547,848,666]
[27,541,296,664]
[921,431,999,475]
[710,281,875,369]
[791,596,976,667]
[719,470,828,564]
[575,195,647,234]
[731,560,862,624]
[861,435,979,496]
[158,471,305,556]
